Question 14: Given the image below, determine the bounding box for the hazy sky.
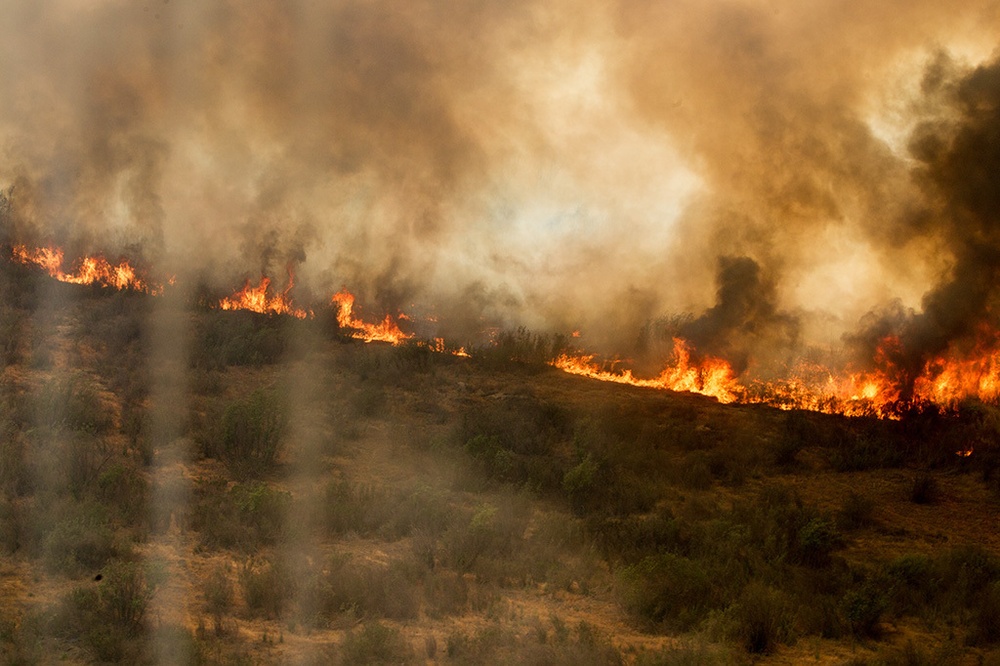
[2,0,999,354]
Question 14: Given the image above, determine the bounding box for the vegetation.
[2,269,1000,663]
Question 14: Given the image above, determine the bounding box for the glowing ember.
[219,275,310,319]
[331,289,413,345]
[12,244,161,294]
[552,338,741,404]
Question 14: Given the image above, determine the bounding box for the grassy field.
[3,261,1000,665]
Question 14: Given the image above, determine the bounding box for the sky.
[2,0,1000,363]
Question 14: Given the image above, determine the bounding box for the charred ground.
[3,262,1000,665]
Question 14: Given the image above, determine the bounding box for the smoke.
[845,50,1000,394]
[1,0,1000,364]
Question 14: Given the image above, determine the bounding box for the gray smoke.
[1,0,999,365]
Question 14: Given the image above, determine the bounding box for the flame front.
[12,244,161,294]
[219,275,310,319]
[11,243,1000,421]
[552,338,741,404]
[331,289,413,345]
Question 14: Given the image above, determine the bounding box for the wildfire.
[219,275,310,319]
[10,242,1000,420]
[552,338,741,404]
[331,289,413,345]
[12,244,161,294]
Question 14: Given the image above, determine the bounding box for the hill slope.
[2,267,1000,665]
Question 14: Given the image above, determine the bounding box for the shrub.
[830,433,904,472]
[190,479,289,551]
[35,374,114,435]
[97,463,149,527]
[298,554,420,626]
[341,622,413,665]
[838,492,876,530]
[204,564,234,619]
[42,504,125,575]
[191,311,286,369]
[728,583,792,654]
[442,498,529,576]
[842,582,887,638]
[52,560,153,662]
[213,390,287,478]
[796,517,840,567]
[617,554,717,630]
[969,581,1000,645]
[239,557,292,619]
[910,473,939,504]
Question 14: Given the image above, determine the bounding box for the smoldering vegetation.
[4,263,1000,663]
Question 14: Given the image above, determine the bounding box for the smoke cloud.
[1,0,999,365]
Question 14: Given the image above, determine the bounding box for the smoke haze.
[2,0,1000,362]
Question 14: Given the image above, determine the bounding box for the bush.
[239,557,292,619]
[838,492,876,530]
[341,622,413,665]
[842,582,887,638]
[970,581,1000,645]
[190,479,289,551]
[35,374,114,435]
[910,473,939,504]
[42,504,126,575]
[51,560,153,662]
[617,554,717,630]
[191,311,286,369]
[213,390,287,478]
[297,554,420,626]
[204,564,234,619]
[442,498,529,576]
[728,583,792,654]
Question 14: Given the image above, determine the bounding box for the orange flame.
[219,275,310,319]
[552,338,740,404]
[331,289,413,345]
[12,244,161,294]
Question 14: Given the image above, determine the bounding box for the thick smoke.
[847,51,1000,395]
[2,1,1000,363]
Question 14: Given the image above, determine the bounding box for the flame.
[219,275,310,319]
[331,289,413,345]
[12,244,161,294]
[11,243,1000,420]
[552,338,741,404]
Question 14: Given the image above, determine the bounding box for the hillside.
[3,264,1000,665]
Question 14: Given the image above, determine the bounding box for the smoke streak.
[1,1,1000,366]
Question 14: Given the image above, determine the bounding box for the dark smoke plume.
[848,51,1000,396]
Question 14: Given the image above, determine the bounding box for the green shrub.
[239,557,292,619]
[442,498,529,575]
[191,311,286,369]
[910,473,939,504]
[341,622,413,665]
[617,553,717,630]
[97,463,149,527]
[190,479,289,551]
[728,583,792,654]
[42,504,125,575]
[213,390,287,478]
[35,374,114,435]
[838,492,876,530]
[830,434,904,472]
[298,554,420,626]
[51,560,153,662]
[204,564,234,619]
[842,582,887,638]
